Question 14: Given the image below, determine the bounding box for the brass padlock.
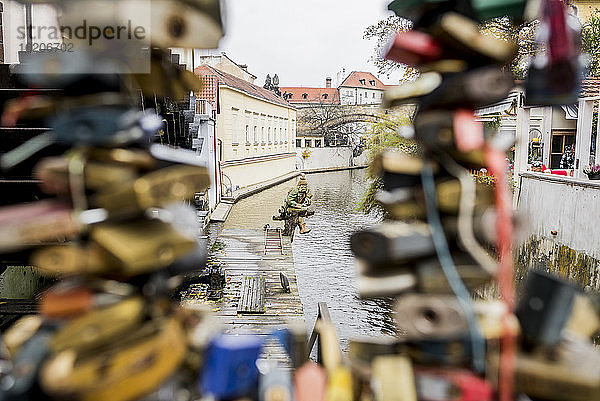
[0,200,81,252]
[93,164,210,213]
[41,317,186,401]
[371,355,417,401]
[90,219,197,275]
[512,335,600,401]
[31,242,119,276]
[49,297,145,353]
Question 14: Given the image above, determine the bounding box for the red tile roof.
[581,77,600,97]
[339,71,386,90]
[279,87,340,104]
[194,65,293,108]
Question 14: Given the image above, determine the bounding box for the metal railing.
[307,302,341,365]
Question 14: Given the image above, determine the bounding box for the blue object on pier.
[200,334,264,399]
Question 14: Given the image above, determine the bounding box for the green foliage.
[483,115,503,131]
[364,113,419,159]
[358,113,419,213]
[480,17,538,79]
[582,9,600,77]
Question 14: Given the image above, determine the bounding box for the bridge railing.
[307,302,342,365]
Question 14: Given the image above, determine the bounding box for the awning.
[561,104,578,119]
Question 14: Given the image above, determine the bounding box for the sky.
[213,0,399,88]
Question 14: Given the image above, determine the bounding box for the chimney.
[326,77,332,88]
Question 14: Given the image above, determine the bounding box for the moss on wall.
[514,235,600,291]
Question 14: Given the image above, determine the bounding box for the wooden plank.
[237,275,266,314]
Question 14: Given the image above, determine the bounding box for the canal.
[223,169,396,350]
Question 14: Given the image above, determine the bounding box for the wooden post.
[575,98,593,179]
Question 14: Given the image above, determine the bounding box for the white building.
[338,71,387,106]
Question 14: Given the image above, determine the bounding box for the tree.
[363,14,537,80]
[363,15,417,81]
[582,9,600,77]
[297,97,370,147]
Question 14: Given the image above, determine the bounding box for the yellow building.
[194,63,297,194]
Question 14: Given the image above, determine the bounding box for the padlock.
[40,284,126,318]
[34,156,138,194]
[258,361,293,401]
[149,0,224,49]
[371,355,417,401]
[349,337,398,364]
[419,66,514,111]
[357,269,418,298]
[49,297,145,353]
[415,367,494,401]
[564,293,600,339]
[525,0,582,105]
[0,329,53,401]
[31,242,120,276]
[515,269,578,346]
[133,48,205,99]
[511,334,600,401]
[405,335,473,366]
[350,222,436,265]
[326,366,354,401]
[86,147,156,170]
[384,31,444,66]
[382,72,443,109]
[294,362,327,401]
[395,294,469,340]
[90,219,197,276]
[2,315,43,358]
[430,12,517,65]
[375,191,427,220]
[413,109,485,153]
[48,107,162,146]
[0,200,81,252]
[200,334,264,400]
[416,257,492,294]
[93,164,210,213]
[41,317,186,401]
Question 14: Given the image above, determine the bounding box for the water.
[224,169,396,350]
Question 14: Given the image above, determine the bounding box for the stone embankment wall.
[295,147,368,171]
[515,172,600,289]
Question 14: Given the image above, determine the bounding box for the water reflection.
[224,169,396,350]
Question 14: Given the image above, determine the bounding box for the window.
[268,127,272,144]
[232,110,238,144]
[323,93,328,99]
[285,128,288,143]
[254,126,258,144]
[369,80,376,86]
[372,93,375,98]
[365,92,368,97]
[550,131,576,169]
[305,139,312,147]
[261,127,265,144]
[302,93,308,99]
[359,79,366,85]
[279,128,282,144]
[245,125,249,144]
[296,139,302,148]
[315,139,322,147]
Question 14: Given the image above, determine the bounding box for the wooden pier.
[207,227,305,362]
